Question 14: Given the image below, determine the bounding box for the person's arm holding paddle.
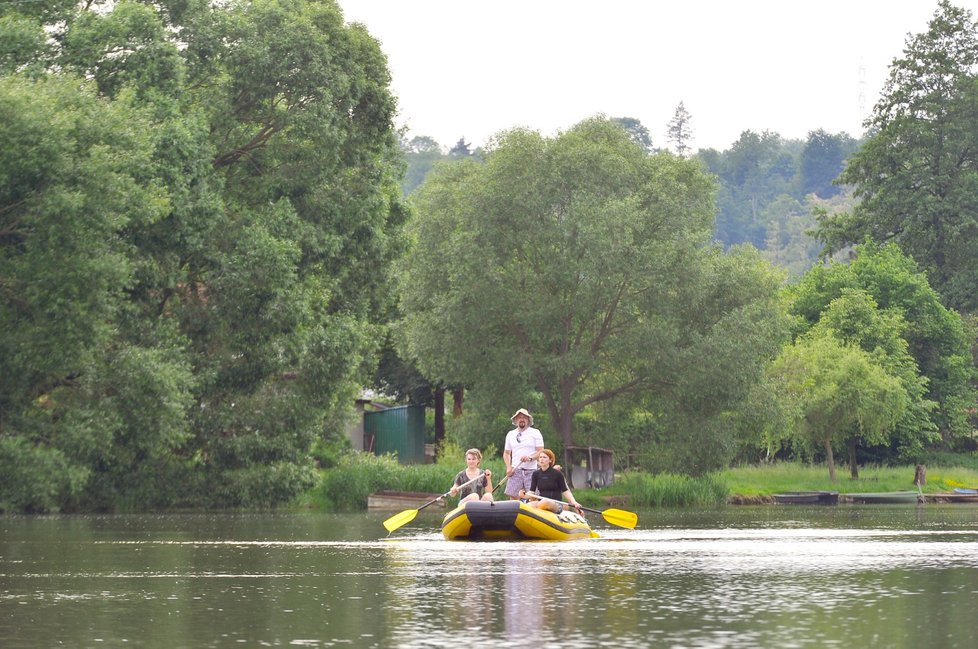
[503,407,545,500]
[383,471,486,533]
[520,449,582,515]
[446,448,494,503]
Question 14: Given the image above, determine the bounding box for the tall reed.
[608,472,728,507]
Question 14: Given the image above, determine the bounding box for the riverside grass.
[721,462,978,498]
[301,454,978,511]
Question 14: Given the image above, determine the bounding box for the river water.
[3,505,978,648]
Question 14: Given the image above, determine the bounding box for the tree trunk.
[550,405,575,487]
[824,439,837,482]
[434,387,445,444]
[914,464,927,487]
[451,386,464,417]
[848,439,859,480]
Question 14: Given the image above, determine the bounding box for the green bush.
[309,448,510,511]
[610,472,729,507]
[0,438,87,513]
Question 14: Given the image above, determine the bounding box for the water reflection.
[4,508,978,648]
[505,553,541,636]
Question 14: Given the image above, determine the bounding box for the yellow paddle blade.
[601,508,638,529]
[382,508,419,533]
[590,530,601,538]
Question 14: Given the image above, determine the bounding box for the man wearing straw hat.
[502,408,544,499]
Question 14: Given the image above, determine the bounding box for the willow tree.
[400,118,787,471]
[769,334,907,482]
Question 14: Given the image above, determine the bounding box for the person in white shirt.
[502,408,544,499]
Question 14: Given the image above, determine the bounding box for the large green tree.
[400,118,788,472]
[0,0,406,510]
[788,242,974,450]
[0,73,196,511]
[806,289,935,475]
[769,334,907,482]
[816,1,978,312]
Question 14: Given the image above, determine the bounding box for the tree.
[400,133,447,195]
[806,289,935,476]
[0,74,194,511]
[797,129,857,198]
[449,138,472,156]
[1,0,407,510]
[788,242,974,450]
[816,1,978,312]
[612,116,654,152]
[400,118,788,472]
[703,130,799,248]
[769,334,907,482]
[666,101,693,157]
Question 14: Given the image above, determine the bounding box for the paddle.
[491,461,525,495]
[382,471,486,533]
[524,493,638,529]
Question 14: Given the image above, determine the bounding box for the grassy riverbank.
[720,463,978,501]
[301,452,978,511]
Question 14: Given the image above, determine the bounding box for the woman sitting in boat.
[519,448,582,514]
[449,448,495,503]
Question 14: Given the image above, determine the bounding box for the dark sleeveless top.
[529,467,568,501]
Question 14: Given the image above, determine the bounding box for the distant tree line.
[403,123,858,280]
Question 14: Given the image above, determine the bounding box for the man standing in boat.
[503,408,544,500]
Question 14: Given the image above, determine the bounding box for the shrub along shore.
[300,453,978,511]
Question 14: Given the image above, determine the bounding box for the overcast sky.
[336,1,978,152]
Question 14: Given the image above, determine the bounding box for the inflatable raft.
[441,499,594,541]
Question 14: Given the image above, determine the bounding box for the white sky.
[336,0,978,152]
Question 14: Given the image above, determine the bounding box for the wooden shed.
[565,446,615,489]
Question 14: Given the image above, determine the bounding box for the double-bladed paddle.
[382,471,486,533]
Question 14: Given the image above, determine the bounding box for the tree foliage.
[817,1,978,312]
[769,334,907,482]
[797,129,858,199]
[0,0,406,511]
[667,101,693,157]
[612,116,655,153]
[787,242,974,451]
[400,118,789,473]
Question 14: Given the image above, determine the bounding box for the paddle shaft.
[382,471,488,533]
[492,461,526,494]
[524,492,582,511]
[525,493,638,529]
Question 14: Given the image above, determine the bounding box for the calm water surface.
[3,505,978,648]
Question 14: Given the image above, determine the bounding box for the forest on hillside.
[401,126,859,280]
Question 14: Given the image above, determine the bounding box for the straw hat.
[511,408,533,425]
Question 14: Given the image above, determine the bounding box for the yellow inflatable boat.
[441,499,594,541]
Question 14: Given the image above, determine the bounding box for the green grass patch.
[721,462,978,495]
[298,453,978,512]
[301,450,507,511]
[603,472,728,507]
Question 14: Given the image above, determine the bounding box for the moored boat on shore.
[844,491,921,504]
[772,491,839,505]
[927,492,978,503]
